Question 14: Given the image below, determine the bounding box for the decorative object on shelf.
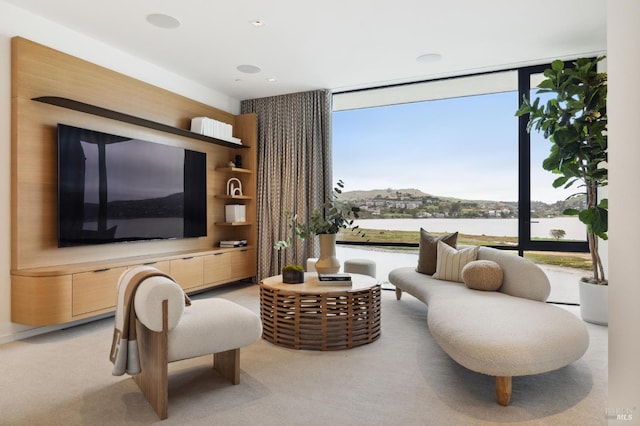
[234,155,243,168]
[516,56,608,325]
[226,178,243,196]
[228,161,235,167]
[225,205,246,223]
[282,264,305,284]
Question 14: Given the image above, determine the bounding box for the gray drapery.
[241,90,332,279]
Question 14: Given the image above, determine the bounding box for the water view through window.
[332,73,589,304]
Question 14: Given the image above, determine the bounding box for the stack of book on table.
[219,240,248,248]
[317,273,352,286]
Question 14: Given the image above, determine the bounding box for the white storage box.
[225,204,246,222]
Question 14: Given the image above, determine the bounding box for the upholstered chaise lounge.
[389,245,589,406]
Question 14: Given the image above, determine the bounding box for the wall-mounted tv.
[57,124,207,247]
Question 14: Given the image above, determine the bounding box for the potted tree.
[516,56,608,324]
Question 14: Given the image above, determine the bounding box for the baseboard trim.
[0,312,114,345]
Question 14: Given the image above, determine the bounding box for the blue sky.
[333,91,575,204]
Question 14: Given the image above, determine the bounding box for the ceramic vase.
[315,233,340,274]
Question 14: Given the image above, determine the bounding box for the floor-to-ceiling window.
[332,65,590,304]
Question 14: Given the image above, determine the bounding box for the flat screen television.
[57,123,207,247]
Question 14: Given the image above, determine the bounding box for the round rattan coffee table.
[259,272,381,350]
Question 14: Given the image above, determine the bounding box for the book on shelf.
[219,240,248,248]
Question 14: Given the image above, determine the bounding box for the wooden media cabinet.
[10,37,258,326]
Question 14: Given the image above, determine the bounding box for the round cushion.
[461,260,503,291]
[134,275,185,331]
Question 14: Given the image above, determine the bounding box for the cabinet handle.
[94,268,110,273]
[143,262,157,265]
[214,253,224,256]
[182,257,194,260]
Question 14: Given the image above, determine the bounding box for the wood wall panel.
[11,36,257,326]
[11,36,256,271]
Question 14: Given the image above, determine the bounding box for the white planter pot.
[315,234,340,274]
[579,280,608,325]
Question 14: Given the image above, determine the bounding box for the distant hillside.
[338,188,586,219]
[340,188,514,204]
[339,188,429,201]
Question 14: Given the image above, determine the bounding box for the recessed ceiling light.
[416,53,443,64]
[146,13,181,29]
[266,77,278,83]
[237,64,262,74]
[250,19,265,27]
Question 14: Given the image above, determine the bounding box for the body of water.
[353,217,587,241]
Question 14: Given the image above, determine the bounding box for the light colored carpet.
[0,282,607,425]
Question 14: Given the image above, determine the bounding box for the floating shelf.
[215,167,252,174]
[32,96,249,149]
[215,222,253,227]
[215,195,252,200]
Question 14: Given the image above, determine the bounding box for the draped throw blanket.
[109,269,190,376]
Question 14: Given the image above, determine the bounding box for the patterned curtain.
[241,89,332,279]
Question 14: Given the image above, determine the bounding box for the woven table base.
[260,284,381,350]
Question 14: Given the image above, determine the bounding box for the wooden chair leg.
[133,300,169,420]
[395,288,403,300]
[496,376,512,406]
[214,348,240,385]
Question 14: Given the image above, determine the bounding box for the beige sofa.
[389,246,589,406]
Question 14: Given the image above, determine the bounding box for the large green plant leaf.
[516,56,608,281]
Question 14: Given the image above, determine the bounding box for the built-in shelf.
[215,222,253,227]
[215,167,252,174]
[215,195,252,200]
[32,96,249,149]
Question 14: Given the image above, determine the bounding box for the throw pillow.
[432,241,479,283]
[461,260,504,291]
[416,228,458,275]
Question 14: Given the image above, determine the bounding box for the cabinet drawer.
[229,248,256,280]
[139,260,171,274]
[12,274,73,326]
[170,257,204,290]
[204,252,231,284]
[72,267,127,316]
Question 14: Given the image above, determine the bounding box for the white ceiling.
[5,0,607,102]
